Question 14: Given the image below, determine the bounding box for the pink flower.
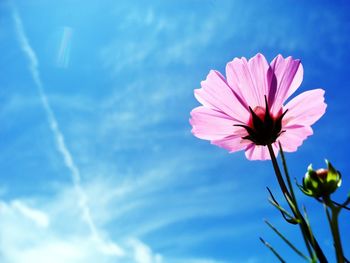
[190,53,327,160]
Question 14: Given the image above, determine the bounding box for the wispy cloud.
[0,178,242,263]
[11,6,123,258]
[0,197,163,263]
[11,200,49,228]
[99,2,232,74]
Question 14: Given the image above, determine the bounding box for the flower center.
[235,97,287,146]
[315,168,328,181]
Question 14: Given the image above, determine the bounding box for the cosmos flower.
[190,53,327,160]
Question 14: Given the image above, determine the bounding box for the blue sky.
[0,0,350,262]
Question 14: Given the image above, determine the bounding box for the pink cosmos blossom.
[190,53,327,160]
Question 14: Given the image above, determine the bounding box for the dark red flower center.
[235,97,287,146]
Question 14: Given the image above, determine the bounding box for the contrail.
[11,7,123,257]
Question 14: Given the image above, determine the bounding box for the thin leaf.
[342,195,350,210]
[260,237,286,263]
[264,220,310,261]
[315,197,350,211]
[301,206,318,262]
[268,198,299,224]
[267,187,298,224]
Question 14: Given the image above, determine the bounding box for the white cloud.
[0,176,242,263]
[11,200,49,228]
[127,238,163,263]
[169,260,225,263]
[0,192,162,263]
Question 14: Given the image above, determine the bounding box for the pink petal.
[278,126,313,152]
[194,70,249,122]
[270,55,303,114]
[283,89,327,127]
[211,134,250,153]
[190,106,239,140]
[226,53,271,109]
[244,143,278,160]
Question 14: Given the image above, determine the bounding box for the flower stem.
[267,144,327,263]
[279,142,297,204]
[266,144,291,199]
[324,197,345,263]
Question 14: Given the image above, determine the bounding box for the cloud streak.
[11,6,123,258]
[0,197,163,263]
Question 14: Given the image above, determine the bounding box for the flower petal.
[211,134,250,153]
[244,143,278,160]
[283,89,327,127]
[270,55,303,114]
[194,70,249,122]
[278,126,313,152]
[226,53,271,109]
[190,106,239,140]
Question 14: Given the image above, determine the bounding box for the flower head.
[299,160,342,198]
[190,53,327,160]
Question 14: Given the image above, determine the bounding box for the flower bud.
[299,160,342,198]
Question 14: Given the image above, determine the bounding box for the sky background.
[0,0,350,262]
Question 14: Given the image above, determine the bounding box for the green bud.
[299,160,342,198]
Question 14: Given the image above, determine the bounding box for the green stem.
[267,144,291,199]
[332,212,344,263]
[267,144,328,263]
[279,142,297,204]
[324,197,345,263]
[267,144,313,259]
